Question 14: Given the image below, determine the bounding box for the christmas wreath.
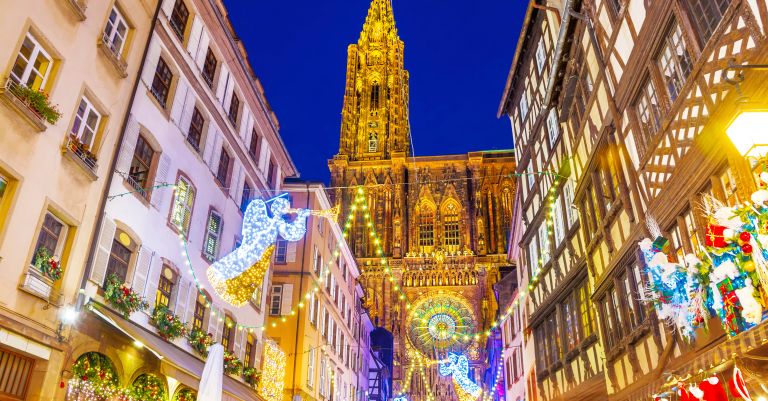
[186,327,214,357]
[33,247,62,281]
[243,366,261,388]
[104,274,149,318]
[131,374,166,401]
[151,305,187,341]
[223,350,243,375]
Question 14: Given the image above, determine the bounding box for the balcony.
[63,0,87,21]
[0,79,55,132]
[63,136,98,180]
[98,34,128,78]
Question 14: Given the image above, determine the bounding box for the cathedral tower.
[338,0,410,160]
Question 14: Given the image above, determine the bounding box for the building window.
[169,0,189,40]
[270,285,283,316]
[567,47,593,136]
[187,107,204,151]
[193,293,206,329]
[553,197,565,246]
[222,315,234,350]
[103,6,128,55]
[275,238,288,263]
[32,213,67,272]
[170,176,196,236]
[535,39,546,73]
[634,79,663,155]
[228,93,240,125]
[578,281,594,338]
[244,333,256,368]
[249,130,261,161]
[203,210,222,261]
[657,22,692,102]
[313,246,322,275]
[598,144,620,211]
[0,348,34,400]
[545,313,560,365]
[528,239,539,277]
[443,203,460,251]
[151,57,173,107]
[418,210,435,249]
[267,160,276,189]
[105,238,131,285]
[216,148,231,186]
[309,292,317,325]
[607,0,623,14]
[686,0,731,43]
[71,96,102,149]
[368,132,378,152]
[252,282,263,309]
[538,223,550,264]
[519,95,529,121]
[370,83,380,110]
[10,33,52,91]
[241,182,252,213]
[546,108,559,145]
[155,266,176,308]
[718,166,739,206]
[202,47,217,88]
[127,135,156,198]
[601,286,624,349]
[307,348,316,388]
[563,180,577,227]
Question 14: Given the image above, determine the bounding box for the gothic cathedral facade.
[328,1,516,399]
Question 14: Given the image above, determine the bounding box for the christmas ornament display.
[439,353,481,401]
[639,178,768,339]
[151,305,187,341]
[103,274,149,318]
[207,197,310,307]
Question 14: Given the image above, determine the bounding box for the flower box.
[64,0,88,21]
[0,80,60,131]
[103,274,148,318]
[98,34,128,78]
[150,305,187,341]
[187,327,214,357]
[223,351,243,376]
[64,135,98,179]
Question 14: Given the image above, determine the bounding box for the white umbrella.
[197,343,224,401]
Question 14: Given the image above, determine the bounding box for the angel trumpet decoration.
[207,197,310,306]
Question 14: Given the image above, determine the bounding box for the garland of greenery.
[72,352,119,386]
[174,387,197,401]
[243,366,260,388]
[151,305,187,341]
[104,274,149,318]
[223,350,243,375]
[131,374,166,401]
[186,327,214,357]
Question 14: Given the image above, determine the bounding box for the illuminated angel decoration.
[207,197,310,306]
[439,353,481,401]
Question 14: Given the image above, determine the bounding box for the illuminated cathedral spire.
[337,0,410,161]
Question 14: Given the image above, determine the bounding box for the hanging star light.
[439,353,481,401]
[207,197,310,306]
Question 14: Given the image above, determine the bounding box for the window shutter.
[215,65,229,102]
[207,306,218,336]
[214,308,224,341]
[229,161,241,199]
[90,216,117,286]
[223,76,235,111]
[286,242,297,263]
[174,277,191,316]
[186,17,203,57]
[280,284,293,315]
[233,327,242,358]
[258,144,270,173]
[143,259,162,311]
[202,125,217,166]
[195,31,210,70]
[210,134,223,173]
[239,107,251,141]
[161,0,175,17]
[150,153,172,211]
[185,286,198,324]
[116,115,140,174]
[240,330,248,361]
[141,39,162,88]
[179,94,196,137]
[171,78,189,124]
[131,245,154,297]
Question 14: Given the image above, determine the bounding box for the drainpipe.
[77,0,163,310]
[542,0,576,108]
[290,183,311,401]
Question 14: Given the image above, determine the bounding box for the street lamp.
[725,110,768,160]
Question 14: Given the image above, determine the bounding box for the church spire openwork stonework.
[337,0,410,161]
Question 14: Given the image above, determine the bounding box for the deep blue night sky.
[223,0,525,183]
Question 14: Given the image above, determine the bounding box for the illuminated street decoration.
[259,339,286,401]
[439,353,481,401]
[407,296,475,356]
[393,395,410,401]
[640,177,768,339]
[207,197,310,306]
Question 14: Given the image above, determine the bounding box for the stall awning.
[88,303,261,401]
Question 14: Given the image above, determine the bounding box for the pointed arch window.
[370,83,380,111]
[368,132,378,152]
[443,202,461,252]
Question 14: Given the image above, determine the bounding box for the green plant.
[104,274,148,318]
[33,247,62,281]
[243,366,260,388]
[186,327,214,357]
[72,352,119,386]
[223,350,243,375]
[9,84,61,124]
[68,134,98,163]
[131,374,165,401]
[174,387,197,401]
[151,304,187,341]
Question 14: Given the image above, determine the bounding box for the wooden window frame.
[151,57,173,108]
[127,134,158,201]
[169,0,190,41]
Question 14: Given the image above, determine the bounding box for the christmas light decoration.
[407,296,475,356]
[207,197,310,306]
[67,379,137,401]
[258,339,286,401]
[439,353,481,401]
